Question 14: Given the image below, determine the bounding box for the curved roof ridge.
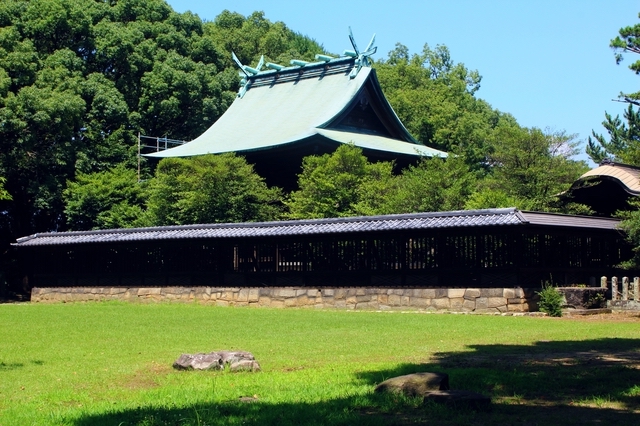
[579,162,640,195]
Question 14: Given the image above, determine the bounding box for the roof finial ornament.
[232,52,264,98]
[343,27,376,79]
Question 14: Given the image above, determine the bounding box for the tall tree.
[587,12,640,165]
[374,43,514,167]
[470,126,589,212]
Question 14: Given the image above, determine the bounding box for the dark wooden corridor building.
[14,208,632,290]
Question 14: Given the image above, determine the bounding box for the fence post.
[622,277,630,301]
[634,277,640,302]
[612,276,619,300]
[600,276,608,289]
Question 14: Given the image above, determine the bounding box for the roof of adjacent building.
[145,56,447,159]
[13,208,620,247]
[578,160,640,195]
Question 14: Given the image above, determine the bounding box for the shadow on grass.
[73,338,640,426]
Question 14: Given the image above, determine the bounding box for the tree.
[285,144,396,219]
[0,177,10,201]
[587,13,640,165]
[375,43,514,167]
[470,126,589,212]
[146,154,283,225]
[381,156,476,214]
[63,164,150,230]
[586,105,640,164]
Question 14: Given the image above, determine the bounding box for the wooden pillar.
[600,276,608,289]
[634,277,640,302]
[612,276,619,300]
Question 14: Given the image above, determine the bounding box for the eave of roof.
[145,58,446,159]
[578,162,640,195]
[13,208,620,248]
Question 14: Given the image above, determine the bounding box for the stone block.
[480,288,503,297]
[435,289,447,298]
[507,298,526,304]
[378,294,389,304]
[507,303,527,312]
[401,296,411,306]
[248,289,260,302]
[502,288,516,299]
[463,299,476,311]
[422,289,437,299]
[464,288,481,299]
[270,299,285,308]
[388,294,402,306]
[237,289,249,302]
[432,298,450,310]
[411,297,430,308]
[334,289,346,299]
[323,289,335,297]
[487,297,507,308]
[284,298,298,307]
[356,295,371,303]
[296,289,307,296]
[475,297,488,310]
[258,296,271,306]
[297,295,310,306]
[448,289,466,298]
[346,296,357,305]
[274,289,297,298]
[356,288,366,296]
[450,297,465,310]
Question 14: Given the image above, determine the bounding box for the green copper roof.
[146,57,447,159]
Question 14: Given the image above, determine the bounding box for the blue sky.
[167,0,639,165]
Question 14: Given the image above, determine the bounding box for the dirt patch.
[119,362,172,390]
[561,311,640,322]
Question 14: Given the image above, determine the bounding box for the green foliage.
[63,164,150,230]
[375,44,513,166]
[0,177,10,201]
[147,154,283,225]
[382,155,477,214]
[587,105,640,165]
[286,144,395,219]
[477,126,589,212]
[536,281,563,317]
[610,12,640,104]
[0,1,324,242]
[615,199,640,269]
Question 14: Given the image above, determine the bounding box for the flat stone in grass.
[424,390,491,411]
[173,353,223,370]
[374,372,450,396]
[173,351,260,371]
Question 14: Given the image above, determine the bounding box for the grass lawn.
[0,302,639,425]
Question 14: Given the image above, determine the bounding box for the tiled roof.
[13,208,620,247]
[145,58,447,160]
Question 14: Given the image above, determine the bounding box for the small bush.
[536,282,563,317]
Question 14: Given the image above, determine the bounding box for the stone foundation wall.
[31,287,536,313]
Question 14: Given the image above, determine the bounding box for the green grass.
[0,302,639,425]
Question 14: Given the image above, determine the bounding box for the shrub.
[536,281,563,317]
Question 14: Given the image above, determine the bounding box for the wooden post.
[600,276,608,289]
[634,277,640,302]
[622,277,629,301]
[612,276,619,300]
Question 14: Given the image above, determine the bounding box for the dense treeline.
[0,0,592,292]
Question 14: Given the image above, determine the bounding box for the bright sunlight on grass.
[0,302,638,425]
